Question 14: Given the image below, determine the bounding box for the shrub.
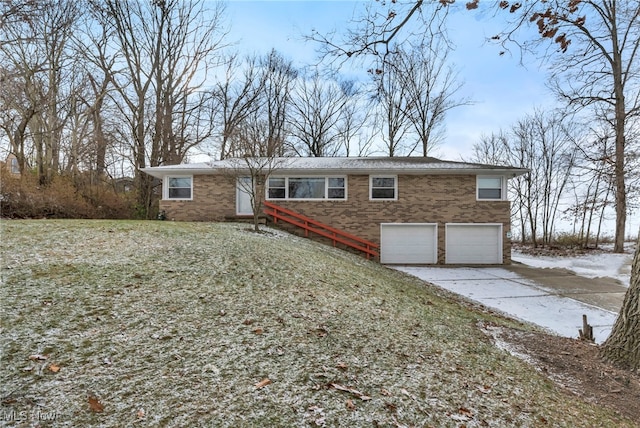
[0,170,135,219]
[553,232,584,249]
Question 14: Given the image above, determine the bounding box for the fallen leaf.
[329,383,371,400]
[477,385,491,394]
[459,407,474,418]
[48,364,61,373]
[88,395,104,413]
[255,378,271,389]
[345,399,355,410]
[29,354,48,361]
[253,327,264,335]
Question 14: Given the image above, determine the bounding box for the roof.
[141,156,529,179]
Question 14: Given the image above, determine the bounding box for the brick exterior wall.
[159,175,237,222]
[159,173,512,264]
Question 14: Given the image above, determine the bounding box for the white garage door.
[446,224,502,264]
[380,224,437,264]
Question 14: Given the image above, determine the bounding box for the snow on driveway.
[512,250,632,287]
[395,266,619,344]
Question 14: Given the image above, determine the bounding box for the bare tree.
[259,50,297,157]
[520,0,639,255]
[563,123,617,248]
[0,0,40,33]
[471,109,575,247]
[370,50,412,157]
[71,7,120,179]
[335,79,375,157]
[0,65,36,175]
[225,124,289,232]
[487,0,639,252]
[94,0,227,217]
[471,131,512,166]
[395,40,470,156]
[309,0,450,68]
[214,54,265,160]
[288,71,351,157]
[0,0,80,184]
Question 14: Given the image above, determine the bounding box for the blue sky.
[222,0,554,160]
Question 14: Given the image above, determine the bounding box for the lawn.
[0,220,634,427]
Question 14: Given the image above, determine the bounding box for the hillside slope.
[1,220,634,427]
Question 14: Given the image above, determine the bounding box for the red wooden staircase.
[263,201,379,260]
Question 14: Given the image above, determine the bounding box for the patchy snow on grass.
[512,250,632,287]
[0,220,635,427]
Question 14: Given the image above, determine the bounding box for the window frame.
[369,175,397,201]
[327,177,346,200]
[164,175,193,200]
[476,175,505,201]
[266,176,347,201]
[267,177,286,199]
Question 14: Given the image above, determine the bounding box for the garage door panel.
[446,224,502,264]
[381,224,437,264]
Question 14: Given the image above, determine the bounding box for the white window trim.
[476,175,506,201]
[370,175,398,201]
[266,176,347,201]
[164,175,193,201]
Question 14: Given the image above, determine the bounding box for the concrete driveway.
[394,264,628,344]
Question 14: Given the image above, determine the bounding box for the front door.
[236,177,254,215]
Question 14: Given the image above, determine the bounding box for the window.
[268,177,286,199]
[328,177,345,199]
[166,176,192,200]
[477,176,504,200]
[370,176,397,200]
[267,177,346,200]
[289,177,325,199]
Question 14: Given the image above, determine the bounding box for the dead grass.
[0,220,636,427]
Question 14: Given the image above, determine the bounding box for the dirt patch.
[484,324,640,422]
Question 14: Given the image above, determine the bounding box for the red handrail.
[263,201,379,260]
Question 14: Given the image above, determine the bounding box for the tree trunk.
[252,180,265,232]
[602,233,640,373]
[611,26,627,253]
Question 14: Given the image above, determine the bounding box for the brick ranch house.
[142,157,528,265]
